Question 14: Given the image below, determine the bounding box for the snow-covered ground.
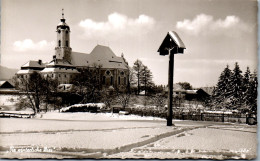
[0,112,257,159]
[0,95,19,106]
[35,111,165,121]
[108,127,257,159]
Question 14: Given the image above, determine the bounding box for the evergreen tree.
[230,62,243,109]
[140,65,153,95]
[248,70,258,112]
[213,65,233,109]
[177,82,192,90]
[242,67,251,109]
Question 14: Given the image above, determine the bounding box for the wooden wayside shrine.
[157,31,186,126]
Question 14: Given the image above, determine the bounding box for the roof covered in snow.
[0,81,14,88]
[71,45,128,70]
[158,31,186,55]
[16,69,35,74]
[40,67,79,73]
[21,60,46,68]
[186,90,198,94]
[46,59,74,67]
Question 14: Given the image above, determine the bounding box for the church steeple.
[55,9,72,62]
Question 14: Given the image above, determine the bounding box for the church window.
[58,40,61,47]
[110,76,113,85]
[118,77,120,85]
[106,70,111,75]
[66,41,68,47]
[64,74,66,78]
[58,30,61,34]
[66,30,68,34]
[120,71,124,76]
[103,76,106,84]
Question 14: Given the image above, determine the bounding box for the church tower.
[55,9,72,63]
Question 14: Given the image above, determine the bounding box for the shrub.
[60,103,105,112]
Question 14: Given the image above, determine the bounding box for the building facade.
[16,12,129,90]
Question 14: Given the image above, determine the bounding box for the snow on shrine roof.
[71,45,128,70]
[157,31,186,55]
[168,31,186,48]
[40,67,79,73]
[21,60,46,68]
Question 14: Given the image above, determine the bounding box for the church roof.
[71,45,128,70]
[21,60,46,68]
[46,59,74,67]
[17,69,36,74]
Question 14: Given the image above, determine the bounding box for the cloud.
[176,14,252,36]
[79,12,155,39]
[13,39,55,52]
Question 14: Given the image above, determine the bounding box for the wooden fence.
[0,112,34,118]
[173,112,256,125]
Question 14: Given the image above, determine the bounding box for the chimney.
[53,55,56,62]
[38,59,42,65]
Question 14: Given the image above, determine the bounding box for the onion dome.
[57,9,70,30]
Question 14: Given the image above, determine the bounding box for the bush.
[60,103,105,112]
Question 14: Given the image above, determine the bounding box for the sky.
[0,0,258,87]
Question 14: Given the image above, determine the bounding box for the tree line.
[210,62,257,113]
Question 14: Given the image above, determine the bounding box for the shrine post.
[157,31,186,126]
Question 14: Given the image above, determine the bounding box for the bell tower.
[55,9,72,63]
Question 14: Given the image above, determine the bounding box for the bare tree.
[116,88,131,110]
[101,86,117,109]
[133,59,143,95]
[16,72,49,113]
[71,64,102,103]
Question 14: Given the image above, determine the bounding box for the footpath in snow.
[0,112,257,159]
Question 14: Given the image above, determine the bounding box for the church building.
[16,11,129,90]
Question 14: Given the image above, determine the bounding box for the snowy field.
[0,112,257,159]
[0,95,19,107]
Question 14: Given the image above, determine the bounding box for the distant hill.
[0,65,18,80]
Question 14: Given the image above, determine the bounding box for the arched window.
[103,76,106,84]
[66,41,69,47]
[124,77,126,85]
[106,70,111,75]
[118,77,120,85]
[110,76,113,85]
[58,40,61,47]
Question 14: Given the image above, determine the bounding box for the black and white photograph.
[0,0,258,159]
